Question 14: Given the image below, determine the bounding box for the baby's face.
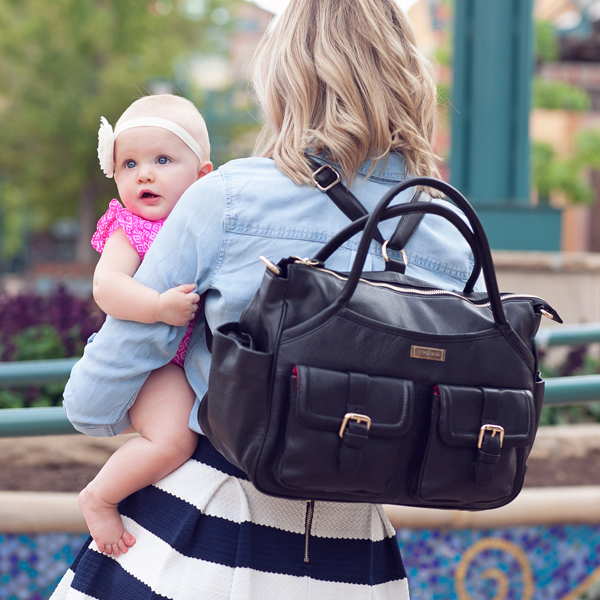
[114,127,211,221]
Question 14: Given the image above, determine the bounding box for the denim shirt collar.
[309,151,409,183]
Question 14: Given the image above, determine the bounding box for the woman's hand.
[157,284,200,326]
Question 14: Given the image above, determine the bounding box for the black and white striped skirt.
[51,436,409,599]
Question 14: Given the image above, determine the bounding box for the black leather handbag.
[199,177,561,510]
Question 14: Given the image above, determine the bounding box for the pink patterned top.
[91,199,200,368]
[91,199,165,260]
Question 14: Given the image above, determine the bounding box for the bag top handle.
[314,201,481,294]
[314,177,509,329]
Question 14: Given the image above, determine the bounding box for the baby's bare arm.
[93,228,200,325]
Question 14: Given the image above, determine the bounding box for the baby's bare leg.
[79,363,198,556]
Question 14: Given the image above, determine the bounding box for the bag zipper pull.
[259,255,282,275]
[539,306,563,323]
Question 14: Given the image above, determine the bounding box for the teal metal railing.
[0,407,78,436]
[1,324,600,437]
[0,358,79,386]
[535,322,600,348]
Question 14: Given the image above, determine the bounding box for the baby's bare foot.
[79,486,136,555]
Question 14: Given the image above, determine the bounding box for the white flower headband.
[97,116,205,178]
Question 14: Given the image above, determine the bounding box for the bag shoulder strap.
[308,157,385,245]
[388,191,431,250]
[308,157,428,270]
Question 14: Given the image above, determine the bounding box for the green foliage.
[572,129,600,171]
[11,325,66,361]
[531,129,600,205]
[433,42,452,68]
[532,141,556,201]
[535,20,560,63]
[533,78,591,112]
[0,324,68,408]
[0,0,238,247]
[0,182,27,260]
[0,384,64,409]
[0,286,105,408]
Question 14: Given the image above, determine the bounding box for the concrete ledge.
[531,423,600,460]
[1,487,600,534]
[492,251,600,273]
[385,486,600,530]
[0,492,87,533]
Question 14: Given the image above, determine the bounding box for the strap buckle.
[382,240,408,267]
[312,164,341,192]
[339,413,372,438]
[477,424,505,449]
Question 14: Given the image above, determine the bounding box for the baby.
[77,94,212,556]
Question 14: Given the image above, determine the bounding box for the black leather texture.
[198,177,561,511]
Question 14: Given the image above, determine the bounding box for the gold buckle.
[339,413,372,438]
[313,164,341,192]
[382,240,408,267]
[477,424,505,449]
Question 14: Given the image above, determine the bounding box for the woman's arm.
[93,227,199,326]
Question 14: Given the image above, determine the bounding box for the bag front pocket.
[275,365,414,495]
[416,384,536,506]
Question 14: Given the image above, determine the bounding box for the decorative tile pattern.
[397,525,600,600]
[1,526,600,599]
[0,534,87,600]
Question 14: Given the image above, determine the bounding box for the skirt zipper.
[304,500,315,563]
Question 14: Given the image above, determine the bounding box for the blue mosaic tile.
[2,525,600,599]
[397,524,600,600]
[0,533,88,600]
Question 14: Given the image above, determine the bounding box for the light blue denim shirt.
[63,154,482,436]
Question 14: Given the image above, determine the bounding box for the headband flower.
[97,116,115,178]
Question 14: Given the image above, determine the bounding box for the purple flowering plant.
[0,287,105,408]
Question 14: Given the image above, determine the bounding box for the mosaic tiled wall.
[397,525,600,600]
[1,526,600,599]
[0,534,87,600]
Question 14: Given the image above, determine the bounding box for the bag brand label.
[410,345,446,362]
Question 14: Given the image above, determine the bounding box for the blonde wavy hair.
[251,0,441,187]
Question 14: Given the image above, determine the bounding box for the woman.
[54,0,477,598]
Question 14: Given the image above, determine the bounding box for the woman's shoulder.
[188,156,313,215]
[218,157,291,184]
[181,157,289,206]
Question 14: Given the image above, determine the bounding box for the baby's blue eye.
[125,160,136,169]
[157,156,170,165]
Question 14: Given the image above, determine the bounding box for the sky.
[249,0,421,16]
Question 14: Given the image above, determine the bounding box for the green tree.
[0,0,235,264]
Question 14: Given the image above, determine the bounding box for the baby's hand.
[157,284,200,326]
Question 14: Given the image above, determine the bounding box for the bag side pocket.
[199,323,273,474]
[416,384,536,507]
[275,365,413,495]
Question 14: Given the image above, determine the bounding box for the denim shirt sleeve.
[62,171,227,436]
